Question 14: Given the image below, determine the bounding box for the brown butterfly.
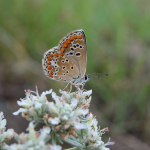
[42,29,107,90]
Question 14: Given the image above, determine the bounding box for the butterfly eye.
[85,75,88,80]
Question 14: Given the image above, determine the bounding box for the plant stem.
[51,130,56,145]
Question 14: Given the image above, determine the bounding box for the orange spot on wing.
[54,52,58,57]
[60,48,65,53]
[49,71,53,77]
[69,37,74,41]
[78,35,83,39]
[66,40,71,44]
[62,43,68,48]
[47,57,51,61]
[47,66,52,70]
[74,35,77,39]
[59,53,64,56]
[47,62,51,65]
[50,54,53,57]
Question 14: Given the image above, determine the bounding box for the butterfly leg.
[69,83,72,92]
[80,83,87,92]
[81,83,85,89]
[74,85,80,91]
[63,83,70,91]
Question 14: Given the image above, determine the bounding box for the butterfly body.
[42,29,90,87]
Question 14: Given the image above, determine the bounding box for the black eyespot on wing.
[76,52,81,57]
[76,43,79,47]
[70,47,74,51]
[66,59,69,62]
[62,60,65,63]
[62,66,66,70]
[69,52,73,56]
[70,66,74,70]
[66,70,69,73]
[80,45,82,49]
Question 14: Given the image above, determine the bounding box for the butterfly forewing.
[58,29,87,78]
[42,29,87,84]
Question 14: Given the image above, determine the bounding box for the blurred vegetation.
[0,0,150,149]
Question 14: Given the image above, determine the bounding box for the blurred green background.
[0,0,150,149]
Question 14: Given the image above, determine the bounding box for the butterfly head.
[72,74,90,87]
[82,74,90,83]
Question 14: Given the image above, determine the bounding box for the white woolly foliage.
[1,86,115,150]
[0,112,14,149]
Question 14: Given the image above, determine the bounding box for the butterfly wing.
[58,29,87,78]
[42,29,87,83]
[42,47,79,83]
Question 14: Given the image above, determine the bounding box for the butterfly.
[42,29,107,90]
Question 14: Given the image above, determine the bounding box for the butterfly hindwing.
[42,46,79,83]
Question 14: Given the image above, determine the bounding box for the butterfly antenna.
[88,73,108,76]
[88,73,108,79]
